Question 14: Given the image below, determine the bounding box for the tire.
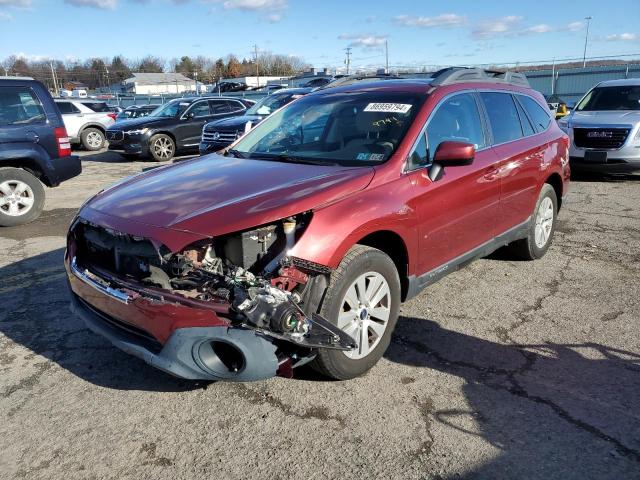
[0,167,45,227]
[310,245,401,380]
[80,127,105,151]
[148,134,175,162]
[509,184,558,260]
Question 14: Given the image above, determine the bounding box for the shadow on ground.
[385,316,640,478]
[0,248,201,392]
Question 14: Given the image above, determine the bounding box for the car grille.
[202,130,240,144]
[573,127,630,149]
[106,130,124,142]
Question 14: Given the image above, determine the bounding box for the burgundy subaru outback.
[66,68,570,382]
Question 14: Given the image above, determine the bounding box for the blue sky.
[1,0,639,70]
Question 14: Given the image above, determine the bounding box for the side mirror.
[429,141,475,181]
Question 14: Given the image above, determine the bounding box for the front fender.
[289,174,419,275]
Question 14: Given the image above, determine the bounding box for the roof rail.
[318,73,401,90]
[430,67,530,87]
[0,76,35,81]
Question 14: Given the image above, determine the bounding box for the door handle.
[25,131,39,143]
[483,167,499,181]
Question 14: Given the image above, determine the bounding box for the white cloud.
[472,15,522,39]
[605,33,639,42]
[564,21,584,32]
[0,0,31,7]
[394,13,466,28]
[267,13,281,22]
[220,0,286,11]
[0,10,12,20]
[523,23,552,34]
[64,0,117,9]
[338,33,387,48]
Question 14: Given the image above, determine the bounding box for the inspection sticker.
[364,103,412,113]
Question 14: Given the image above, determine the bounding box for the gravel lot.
[1,149,639,480]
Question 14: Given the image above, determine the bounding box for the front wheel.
[148,134,175,162]
[509,184,558,260]
[81,127,105,151]
[0,167,45,227]
[310,245,401,380]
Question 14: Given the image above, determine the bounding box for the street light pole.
[582,16,592,68]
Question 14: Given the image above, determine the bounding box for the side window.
[408,133,429,170]
[514,97,535,136]
[0,86,45,126]
[56,102,75,114]
[209,100,231,115]
[426,92,485,160]
[187,101,211,118]
[518,95,551,133]
[225,100,245,113]
[480,92,523,144]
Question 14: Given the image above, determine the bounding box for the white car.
[54,99,116,151]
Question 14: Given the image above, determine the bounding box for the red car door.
[406,92,501,276]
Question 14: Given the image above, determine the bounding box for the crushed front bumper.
[66,255,280,382]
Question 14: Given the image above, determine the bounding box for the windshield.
[232,91,425,166]
[149,100,188,118]
[577,86,640,111]
[246,92,300,116]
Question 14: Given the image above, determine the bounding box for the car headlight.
[125,128,149,135]
[557,119,570,133]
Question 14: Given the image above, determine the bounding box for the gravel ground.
[1,149,639,480]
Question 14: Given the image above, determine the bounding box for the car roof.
[596,78,640,87]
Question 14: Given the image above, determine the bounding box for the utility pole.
[582,16,592,68]
[385,40,389,74]
[344,47,352,75]
[551,58,555,95]
[253,44,260,88]
[194,70,198,95]
[50,62,59,95]
[105,66,111,95]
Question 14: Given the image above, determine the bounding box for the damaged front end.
[66,213,355,382]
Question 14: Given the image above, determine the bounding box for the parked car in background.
[55,99,116,151]
[558,79,640,173]
[200,88,311,154]
[303,77,332,88]
[106,96,252,161]
[66,68,569,383]
[116,105,157,121]
[0,77,81,226]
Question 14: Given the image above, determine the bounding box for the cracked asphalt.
[1,149,639,479]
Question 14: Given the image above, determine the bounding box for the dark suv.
[66,68,569,382]
[199,88,311,154]
[106,96,252,161]
[0,77,81,226]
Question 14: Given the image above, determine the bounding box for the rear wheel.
[0,167,45,227]
[81,127,105,151]
[310,245,401,380]
[509,184,558,260]
[149,134,175,162]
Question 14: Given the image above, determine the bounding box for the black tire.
[148,134,175,162]
[310,245,401,380]
[80,127,105,151]
[0,167,45,227]
[509,184,558,260]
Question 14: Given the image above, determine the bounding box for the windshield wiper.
[251,153,338,166]
[226,149,247,158]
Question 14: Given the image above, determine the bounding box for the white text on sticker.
[364,103,412,114]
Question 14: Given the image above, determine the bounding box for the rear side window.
[517,95,551,133]
[480,92,523,144]
[514,98,535,136]
[188,101,212,118]
[225,100,245,113]
[209,100,231,115]
[0,86,46,126]
[426,92,486,159]
[56,101,80,114]
[81,102,110,112]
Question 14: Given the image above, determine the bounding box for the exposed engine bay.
[70,214,356,358]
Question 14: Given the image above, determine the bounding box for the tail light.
[54,127,71,157]
[107,112,117,121]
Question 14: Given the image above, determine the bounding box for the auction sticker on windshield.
[364,103,412,113]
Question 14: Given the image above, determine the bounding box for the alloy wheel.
[86,131,103,149]
[0,180,35,217]
[153,137,174,159]
[338,271,391,360]
[534,196,554,248]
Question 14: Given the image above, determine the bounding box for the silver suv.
[559,79,640,173]
[54,99,116,151]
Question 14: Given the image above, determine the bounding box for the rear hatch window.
[0,86,46,126]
